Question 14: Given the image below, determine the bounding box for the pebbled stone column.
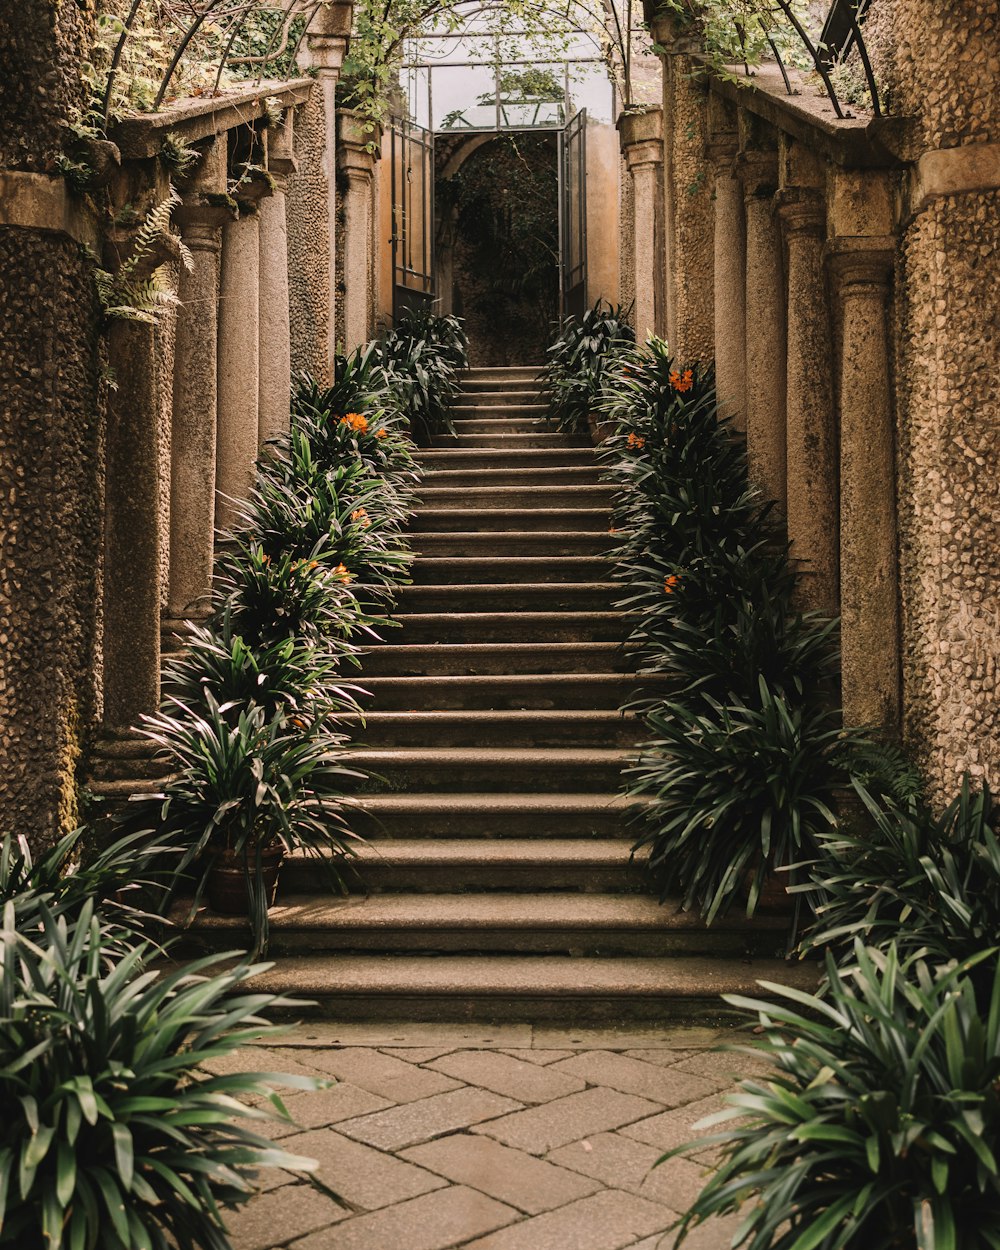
[829,241,900,735]
[338,109,381,351]
[617,107,665,341]
[777,188,838,614]
[710,141,747,427]
[740,149,787,512]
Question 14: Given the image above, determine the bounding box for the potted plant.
[135,694,365,954]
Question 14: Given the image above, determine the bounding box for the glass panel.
[497,63,566,129]
[566,60,614,123]
[432,63,498,130]
[402,66,431,128]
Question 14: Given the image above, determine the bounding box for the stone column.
[103,317,162,730]
[617,107,664,342]
[709,143,747,426]
[338,109,382,351]
[258,115,297,445]
[828,241,900,735]
[216,208,262,530]
[166,141,231,634]
[777,188,838,614]
[287,2,351,381]
[740,149,787,511]
[648,13,715,363]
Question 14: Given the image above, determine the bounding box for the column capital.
[775,186,825,238]
[825,236,895,290]
[736,149,779,199]
[300,35,347,76]
[267,110,298,184]
[706,134,739,174]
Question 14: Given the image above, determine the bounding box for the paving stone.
[532,1027,725,1051]
[380,1046,460,1063]
[337,1086,523,1151]
[252,1084,395,1139]
[403,1131,602,1214]
[473,1087,661,1155]
[551,1052,720,1107]
[290,1184,518,1250]
[671,1050,773,1082]
[462,1188,674,1250]
[279,1128,446,1210]
[622,1050,701,1068]
[224,1182,346,1250]
[501,1048,576,1066]
[651,1211,745,1250]
[291,1046,462,1103]
[619,1093,731,1152]
[547,1132,711,1210]
[429,1049,587,1103]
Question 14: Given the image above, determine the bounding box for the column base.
[87,728,174,832]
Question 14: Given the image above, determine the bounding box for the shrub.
[541,299,635,433]
[668,942,1000,1250]
[368,307,468,444]
[0,902,331,1250]
[629,678,850,921]
[803,778,1000,977]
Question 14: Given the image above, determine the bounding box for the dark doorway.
[435,132,559,366]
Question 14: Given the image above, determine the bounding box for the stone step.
[359,641,628,676]
[241,953,818,1023]
[416,484,615,509]
[355,673,648,711]
[180,891,788,957]
[458,390,545,406]
[348,746,628,793]
[343,791,634,838]
[430,432,590,450]
[415,448,594,470]
[450,417,547,434]
[284,839,646,893]
[412,531,612,557]
[390,611,623,644]
[450,404,548,420]
[395,582,617,613]
[410,508,610,535]
[410,556,610,584]
[344,710,642,748]
[419,466,603,489]
[464,367,540,383]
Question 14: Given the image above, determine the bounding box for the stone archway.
[434,131,560,366]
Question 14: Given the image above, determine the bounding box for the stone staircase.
[195,366,812,1020]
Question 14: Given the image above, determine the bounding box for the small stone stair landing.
[197,366,810,1021]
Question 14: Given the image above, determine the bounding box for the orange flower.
[669,368,694,394]
[375,428,388,440]
[333,562,352,583]
[626,432,645,450]
[309,560,319,569]
[664,575,680,594]
[339,412,369,434]
[351,507,371,527]
[608,526,618,535]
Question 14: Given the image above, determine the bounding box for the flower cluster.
[351,507,371,528]
[663,575,679,594]
[627,432,645,450]
[333,562,352,583]
[669,368,694,394]
[339,412,369,434]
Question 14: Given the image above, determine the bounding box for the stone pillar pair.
[617,108,665,342]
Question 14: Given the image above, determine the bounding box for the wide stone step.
[242,953,818,1023]
[412,531,612,557]
[284,839,646,892]
[344,709,642,748]
[458,390,545,406]
[419,466,603,490]
[395,582,617,613]
[416,448,596,472]
[410,556,610,584]
[348,746,628,793]
[416,484,615,508]
[391,610,623,644]
[180,891,789,957]
[355,673,648,711]
[464,368,540,384]
[343,791,634,838]
[450,404,548,420]
[429,432,589,449]
[359,641,628,676]
[410,508,611,535]
[450,417,547,434]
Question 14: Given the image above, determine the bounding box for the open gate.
[390,115,435,319]
[559,108,588,319]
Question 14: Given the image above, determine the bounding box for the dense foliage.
[366,308,469,444]
[542,300,635,434]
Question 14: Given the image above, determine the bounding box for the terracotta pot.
[207,841,284,915]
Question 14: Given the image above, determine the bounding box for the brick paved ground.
[220,1021,767,1250]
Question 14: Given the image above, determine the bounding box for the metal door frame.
[390,114,436,319]
[559,107,587,318]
